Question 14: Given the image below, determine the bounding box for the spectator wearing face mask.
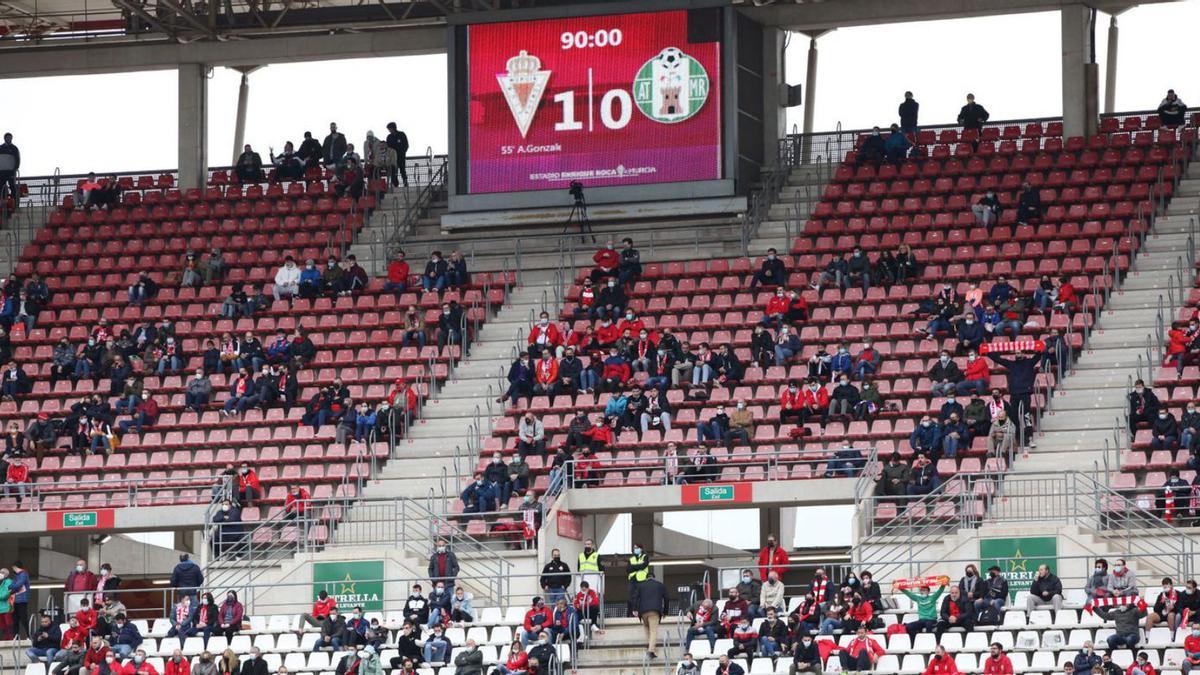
[498,352,534,406]
[789,633,821,675]
[929,351,962,397]
[428,539,459,590]
[342,607,370,646]
[313,609,345,652]
[216,591,243,640]
[908,453,940,496]
[1151,408,1180,450]
[595,277,627,321]
[211,500,242,558]
[910,417,942,458]
[1127,651,1156,675]
[122,649,158,675]
[527,313,562,360]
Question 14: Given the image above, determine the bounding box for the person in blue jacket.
[461,473,497,516]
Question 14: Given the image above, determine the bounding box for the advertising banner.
[979,537,1058,600]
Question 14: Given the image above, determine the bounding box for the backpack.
[976,605,1001,626]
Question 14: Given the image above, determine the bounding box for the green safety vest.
[627,554,648,582]
[578,551,601,573]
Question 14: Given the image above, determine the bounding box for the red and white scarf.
[980,340,1044,354]
[1083,594,1147,614]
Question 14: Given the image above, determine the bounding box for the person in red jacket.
[496,640,528,675]
[581,418,613,453]
[1127,651,1157,675]
[236,463,260,506]
[384,250,410,295]
[164,649,190,675]
[281,485,310,530]
[572,448,600,488]
[575,278,597,319]
[82,635,111,672]
[923,645,960,675]
[521,598,552,646]
[799,380,831,427]
[594,318,620,349]
[5,456,28,499]
[61,617,87,648]
[75,598,98,635]
[616,311,646,339]
[572,580,602,639]
[533,354,559,396]
[118,392,159,436]
[762,288,789,329]
[527,313,562,359]
[1053,276,1077,316]
[64,561,98,613]
[835,626,885,672]
[298,590,337,634]
[842,597,874,632]
[958,351,990,396]
[590,242,620,283]
[757,536,790,581]
[779,381,805,424]
[121,650,159,675]
[387,378,420,427]
[981,643,1013,675]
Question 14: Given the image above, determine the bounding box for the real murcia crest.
[497,50,551,139]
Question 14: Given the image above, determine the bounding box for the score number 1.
[552,68,632,132]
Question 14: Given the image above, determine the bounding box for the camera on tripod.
[568,180,585,205]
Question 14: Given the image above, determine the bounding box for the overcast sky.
[3,0,1198,177]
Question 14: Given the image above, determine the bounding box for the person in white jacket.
[273,257,301,301]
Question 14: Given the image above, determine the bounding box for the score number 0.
[551,67,632,132]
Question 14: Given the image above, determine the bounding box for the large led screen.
[465,9,723,194]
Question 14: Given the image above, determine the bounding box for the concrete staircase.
[1017,164,1200,474]
[572,617,688,675]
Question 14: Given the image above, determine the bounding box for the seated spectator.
[1146,577,1184,633]
[857,127,886,165]
[829,375,859,421]
[117,392,158,436]
[797,380,830,428]
[852,340,882,381]
[955,313,985,354]
[521,598,553,647]
[338,255,368,296]
[903,580,946,638]
[461,472,497,515]
[941,413,970,458]
[384,250,410,296]
[1072,641,1103,675]
[910,416,942,457]
[762,288,789,329]
[595,277,627,321]
[971,191,1001,228]
[445,251,468,289]
[589,241,620,284]
[527,312,562,359]
[333,158,364,199]
[532,352,560,397]
[982,643,1013,675]
[1129,379,1160,432]
[26,613,62,663]
[1016,181,1043,224]
[436,301,462,348]
[127,271,158,306]
[929,351,962,397]
[1085,558,1111,600]
[497,352,533,406]
[934,584,974,642]
[296,260,322,299]
[180,251,204,288]
[975,566,1009,613]
[810,256,846,292]
[684,599,717,650]
[773,326,800,366]
[272,258,301,302]
[958,351,990,396]
[517,411,545,459]
[618,238,642,286]
[846,247,871,290]
[1097,601,1146,650]
[884,124,911,163]
[1025,564,1063,613]
[1152,408,1181,449]
[987,409,1016,456]
[1158,89,1188,127]
[835,626,884,672]
[219,285,250,319]
[750,249,787,289]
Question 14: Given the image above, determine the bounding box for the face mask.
[539,319,548,326]
[742,575,751,582]
[921,421,931,428]
[607,282,615,288]
[438,546,447,553]
[940,356,949,363]
[76,565,85,573]
[1161,413,1168,419]
[134,657,144,664]
[633,547,642,556]
[840,380,849,386]
[1114,565,1124,573]
[737,403,745,410]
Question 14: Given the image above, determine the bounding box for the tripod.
[562,196,595,243]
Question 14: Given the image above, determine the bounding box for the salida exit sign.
[680,483,752,505]
[46,510,115,531]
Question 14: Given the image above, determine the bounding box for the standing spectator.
[629,571,667,660]
[64,560,96,613]
[618,238,642,286]
[988,350,1041,443]
[0,133,18,210]
[385,123,409,187]
[211,499,242,558]
[957,93,990,133]
[757,535,789,581]
[899,91,919,133]
[1158,90,1188,127]
[322,123,347,166]
[169,554,204,601]
[428,539,459,590]
[540,550,571,605]
[234,146,264,183]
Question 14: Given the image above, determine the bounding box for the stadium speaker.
[784,83,803,108]
[687,7,722,43]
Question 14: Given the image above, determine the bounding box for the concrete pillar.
[1060,4,1098,138]
[761,27,787,166]
[1104,11,1127,114]
[178,63,209,190]
[799,30,831,163]
[230,66,263,165]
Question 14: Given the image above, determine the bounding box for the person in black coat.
[322,123,347,167]
[422,251,449,292]
[899,91,919,133]
[1016,181,1043,224]
[750,248,787,288]
[857,127,886,166]
[297,132,322,169]
[437,302,463,348]
[385,122,409,187]
[389,622,423,666]
[238,649,269,675]
[629,572,669,659]
[935,585,975,642]
[1128,379,1161,433]
[1151,409,1180,450]
[957,93,989,132]
[499,352,534,406]
[1025,564,1064,612]
[235,145,264,183]
[988,351,1041,433]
